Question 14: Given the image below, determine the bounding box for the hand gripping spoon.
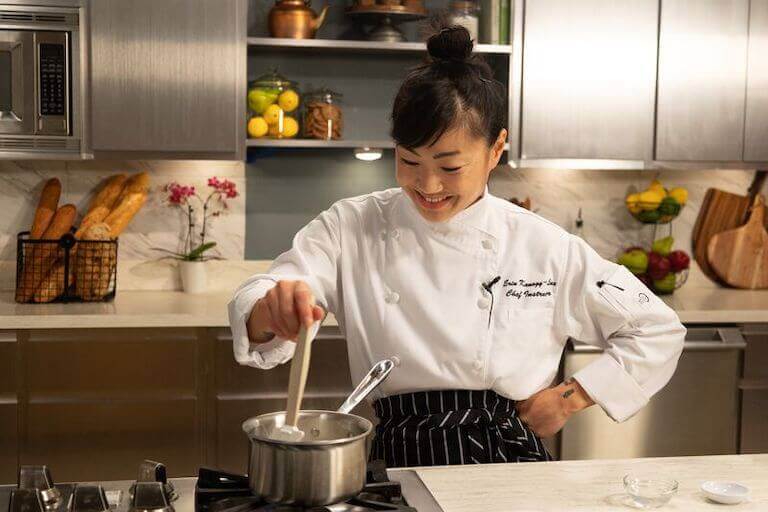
[270,323,315,442]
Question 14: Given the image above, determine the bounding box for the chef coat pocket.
[596,265,668,328]
[500,306,558,351]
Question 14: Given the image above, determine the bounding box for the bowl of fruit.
[247,69,301,140]
[625,178,688,224]
[618,236,691,295]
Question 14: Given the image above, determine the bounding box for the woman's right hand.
[247,280,325,342]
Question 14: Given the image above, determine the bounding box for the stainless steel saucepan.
[242,359,394,507]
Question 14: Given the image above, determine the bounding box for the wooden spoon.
[270,324,315,441]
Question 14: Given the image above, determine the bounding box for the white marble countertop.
[0,290,340,330]
[1,262,767,330]
[401,454,768,511]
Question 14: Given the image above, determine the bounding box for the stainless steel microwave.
[0,4,82,157]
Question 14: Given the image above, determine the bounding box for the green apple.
[618,249,649,275]
[651,236,674,256]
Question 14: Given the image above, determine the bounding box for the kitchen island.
[397,454,768,511]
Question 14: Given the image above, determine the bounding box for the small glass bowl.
[623,474,679,509]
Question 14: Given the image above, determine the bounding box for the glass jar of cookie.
[303,88,343,140]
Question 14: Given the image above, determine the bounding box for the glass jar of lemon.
[247,69,301,140]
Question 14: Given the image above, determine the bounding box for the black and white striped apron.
[370,389,552,468]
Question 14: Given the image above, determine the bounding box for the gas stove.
[0,461,442,512]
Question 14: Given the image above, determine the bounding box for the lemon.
[282,116,299,138]
[668,187,688,205]
[263,104,283,126]
[277,89,300,113]
[625,193,642,214]
[268,116,299,139]
[247,116,269,138]
[639,189,664,211]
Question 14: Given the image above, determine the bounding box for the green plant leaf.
[186,241,217,261]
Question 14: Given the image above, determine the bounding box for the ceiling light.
[354,147,383,161]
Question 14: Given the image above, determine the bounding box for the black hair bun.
[427,25,473,63]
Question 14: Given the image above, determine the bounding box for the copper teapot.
[268,0,329,39]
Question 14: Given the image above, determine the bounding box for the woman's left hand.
[515,379,595,438]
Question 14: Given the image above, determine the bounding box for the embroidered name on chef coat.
[502,278,557,301]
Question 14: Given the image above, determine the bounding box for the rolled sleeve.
[558,235,686,422]
[228,206,341,369]
[228,277,324,369]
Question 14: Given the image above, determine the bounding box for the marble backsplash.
[0,157,764,292]
[490,166,765,262]
[0,160,246,290]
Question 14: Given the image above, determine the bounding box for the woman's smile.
[412,189,456,210]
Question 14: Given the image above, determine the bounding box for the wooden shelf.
[246,139,510,151]
[247,139,395,149]
[247,37,513,55]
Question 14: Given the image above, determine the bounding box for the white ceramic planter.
[179,260,207,294]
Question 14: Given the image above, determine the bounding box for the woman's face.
[396,126,508,223]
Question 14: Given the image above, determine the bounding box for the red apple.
[647,251,671,281]
[636,273,653,289]
[668,250,690,272]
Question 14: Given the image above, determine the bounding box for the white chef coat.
[228,188,686,423]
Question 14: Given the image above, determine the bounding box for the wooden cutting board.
[707,195,768,289]
[692,171,768,282]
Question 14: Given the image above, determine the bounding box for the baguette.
[79,174,127,231]
[16,204,77,302]
[73,223,115,301]
[104,192,147,238]
[30,178,61,238]
[123,171,150,194]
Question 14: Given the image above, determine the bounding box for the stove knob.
[135,461,177,502]
[73,485,110,512]
[137,461,167,484]
[18,466,61,506]
[129,482,174,512]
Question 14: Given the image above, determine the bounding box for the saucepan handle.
[337,359,395,414]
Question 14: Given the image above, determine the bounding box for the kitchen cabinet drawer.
[520,0,658,160]
[0,332,17,393]
[0,402,17,483]
[215,333,353,395]
[745,0,768,162]
[22,400,198,481]
[25,329,197,400]
[742,326,768,379]
[740,389,768,453]
[89,0,246,159]
[656,0,750,161]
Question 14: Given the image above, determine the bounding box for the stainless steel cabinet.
[89,0,246,159]
[519,0,658,161]
[560,328,744,460]
[656,0,750,162]
[745,0,768,162]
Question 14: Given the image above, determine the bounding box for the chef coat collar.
[400,186,493,237]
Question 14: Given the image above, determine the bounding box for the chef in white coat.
[229,24,686,467]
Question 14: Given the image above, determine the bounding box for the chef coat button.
[473,360,484,371]
[391,229,400,240]
[385,291,400,304]
[482,239,493,250]
[477,297,491,309]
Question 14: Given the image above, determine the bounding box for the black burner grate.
[194,462,415,512]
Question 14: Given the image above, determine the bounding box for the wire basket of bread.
[15,172,148,303]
